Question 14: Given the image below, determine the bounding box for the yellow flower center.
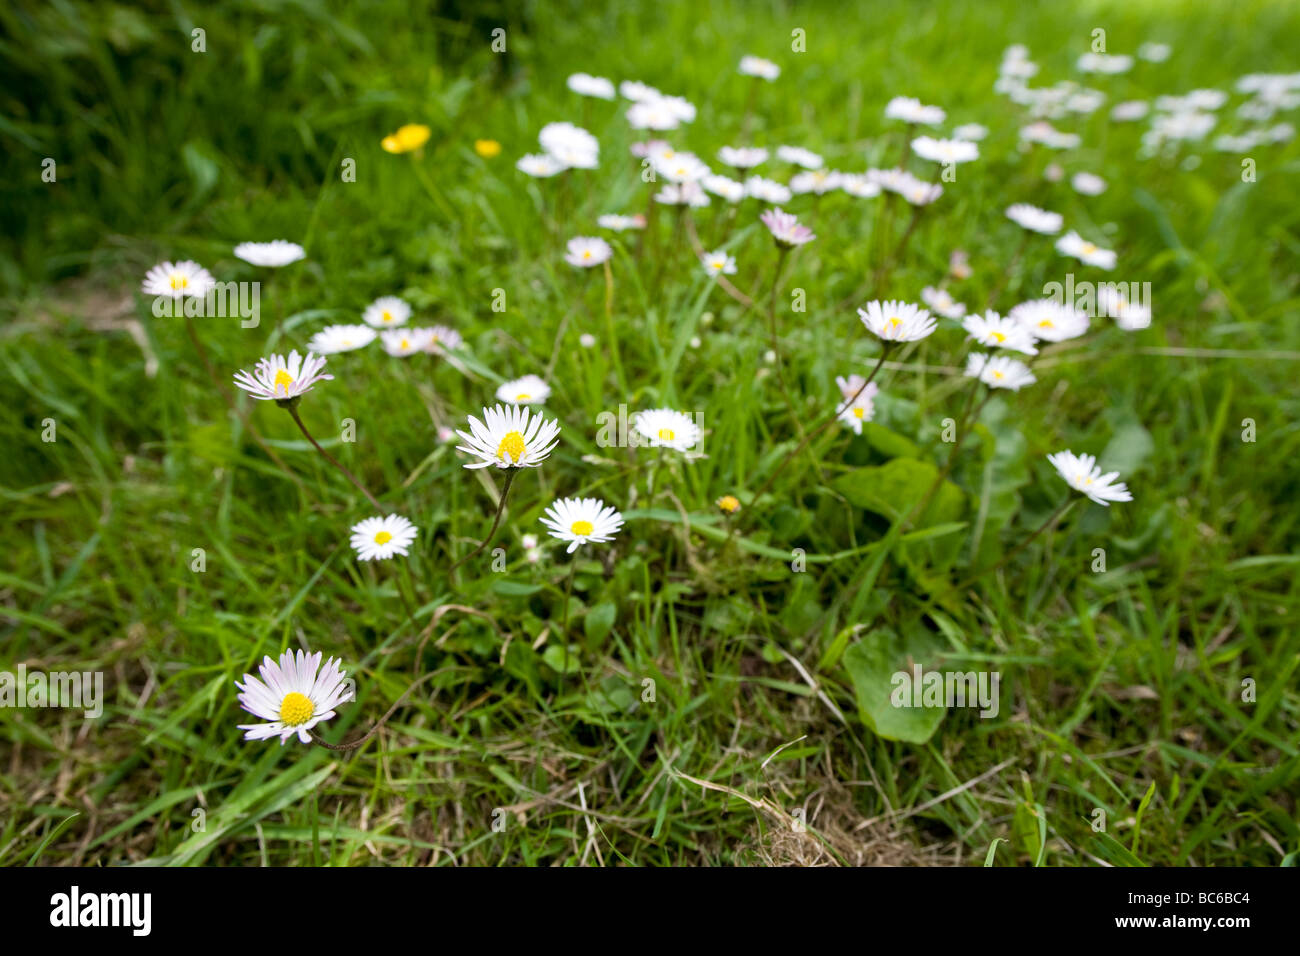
[399,338,410,350]
[582,250,592,260]
[992,370,1005,379]
[717,495,741,513]
[1082,242,1097,254]
[658,428,675,441]
[571,520,594,536]
[382,310,393,322]
[516,392,531,400]
[279,691,314,726]
[1038,319,1054,328]
[170,274,188,290]
[374,531,393,545]
[991,331,1006,343]
[497,430,526,463]
[273,369,294,392]
[853,407,866,418]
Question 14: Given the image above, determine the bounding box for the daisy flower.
[962,310,1038,355]
[1137,42,1171,63]
[1111,100,1150,122]
[474,139,502,158]
[1098,286,1152,330]
[701,249,738,277]
[716,495,742,514]
[776,145,823,169]
[627,100,680,131]
[425,325,463,355]
[235,649,353,745]
[718,145,768,169]
[1005,203,1063,235]
[362,296,411,328]
[885,96,946,126]
[233,350,332,402]
[306,324,377,354]
[456,404,561,469]
[653,151,710,183]
[834,375,879,434]
[911,136,979,164]
[632,408,701,452]
[567,73,616,100]
[655,182,710,207]
[1009,299,1090,342]
[739,55,780,80]
[620,80,663,102]
[857,300,936,343]
[759,208,815,247]
[1056,231,1117,270]
[790,169,844,194]
[1071,172,1107,195]
[745,175,793,204]
[1020,121,1081,149]
[380,327,434,357]
[840,174,883,198]
[1077,52,1133,74]
[381,124,430,154]
[702,174,746,203]
[964,352,1036,391]
[539,497,625,553]
[350,514,419,561]
[496,374,551,405]
[953,123,989,141]
[921,286,966,320]
[1047,450,1133,505]
[539,121,599,168]
[517,153,566,177]
[598,214,646,231]
[234,240,305,268]
[142,260,216,299]
[564,236,613,267]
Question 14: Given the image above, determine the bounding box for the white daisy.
[620,80,663,102]
[1005,203,1063,235]
[701,249,738,277]
[1077,52,1133,74]
[739,55,781,81]
[496,374,551,405]
[759,208,815,247]
[964,352,1037,391]
[425,325,463,355]
[744,175,793,203]
[1020,121,1081,149]
[790,169,843,194]
[1047,450,1133,506]
[235,649,353,745]
[655,182,711,207]
[362,296,411,328]
[911,136,979,164]
[306,324,377,354]
[953,123,989,141]
[840,174,883,198]
[1009,298,1090,342]
[456,404,561,469]
[1111,100,1150,122]
[627,100,680,131]
[653,151,710,183]
[921,286,966,320]
[1098,286,1152,330]
[567,73,616,100]
[657,95,697,123]
[885,96,946,126]
[142,260,216,299]
[597,214,646,231]
[633,408,701,452]
[380,327,434,357]
[517,153,566,177]
[349,514,419,561]
[1137,42,1171,63]
[834,375,879,434]
[539,121,599,169]
[1071,172,1107,195]
[776,145,823,169]
[564,236,613,267]
[702,174,746,202]
[718,145,768,169]
[233,240,305,268]
[233,350,332,402]
[539,497,625,553]
[1056,231,1116,270]
[857,300,936,343]
[962,310,1039,355]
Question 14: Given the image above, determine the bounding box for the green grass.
[2,0,1299,866]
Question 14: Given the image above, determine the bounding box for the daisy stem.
[954,497,1075,591]
[309,670,442,752]
[766,248,812,451]
[560,558,578,671]
[449,468,517,575]
[749,347,890,507]
[285,403,385,512]
[602,259,627,392]
[985,232,1030,310]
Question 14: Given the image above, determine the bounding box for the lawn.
[1,0,1298,866]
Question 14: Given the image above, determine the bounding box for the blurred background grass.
[1,0,1298,866]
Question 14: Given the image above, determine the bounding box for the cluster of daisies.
[206,43,1172,744]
